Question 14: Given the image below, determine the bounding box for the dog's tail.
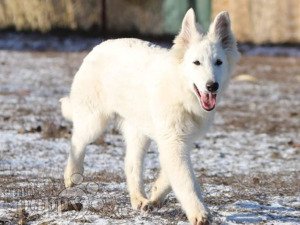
[60,96,73,121]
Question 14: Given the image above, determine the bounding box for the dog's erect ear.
[208,11,240,62]
[173,8,200,49]
[172,9,202,60]
[209,11,235,51]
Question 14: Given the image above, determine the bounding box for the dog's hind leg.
[64,112,108,188]
[122,122,151,211]
[149,169,171,207]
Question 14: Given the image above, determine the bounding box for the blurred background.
[0,0,299,52]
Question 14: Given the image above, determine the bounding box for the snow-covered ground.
[0,50,299,224]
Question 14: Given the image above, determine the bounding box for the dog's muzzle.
[193,83,217,111]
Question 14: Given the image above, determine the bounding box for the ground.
[0,49,299,225]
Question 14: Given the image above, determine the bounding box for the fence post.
[162,0,189,34]
[162,0,211,34]
[195,0,211,32]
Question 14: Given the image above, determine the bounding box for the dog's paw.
[64,172,83,188]
[64,177,74,188]
[131,196,153,212]
[149,198,166,209]
[189,212,212,225]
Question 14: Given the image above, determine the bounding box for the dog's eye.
[215,59,223,66]
[193,60,201,66]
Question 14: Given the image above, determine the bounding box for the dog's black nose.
[206,81,219,92]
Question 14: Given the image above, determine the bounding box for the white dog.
[61,9,239,225]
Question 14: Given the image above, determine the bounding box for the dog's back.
[61,38,179,136]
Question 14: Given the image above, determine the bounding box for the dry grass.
[0,0,163,35]
[106,0,163,35]
[202,172,299,206]
[219,56,300,135]
[0,0,102,32]
[1,167,298,224]
[41,121,71,139]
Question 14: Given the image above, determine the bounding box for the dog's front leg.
[157,138,211,225]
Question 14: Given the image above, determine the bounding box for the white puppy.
[61,9,239,225]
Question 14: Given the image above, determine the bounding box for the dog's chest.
[186,112,215,140]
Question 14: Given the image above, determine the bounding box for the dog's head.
[173,9,240,111]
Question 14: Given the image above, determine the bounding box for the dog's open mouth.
[193,84,217,111]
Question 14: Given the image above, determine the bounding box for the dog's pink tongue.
[200,92,217,111]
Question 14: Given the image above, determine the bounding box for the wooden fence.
[0,0,299,44]
[212,0,300,43]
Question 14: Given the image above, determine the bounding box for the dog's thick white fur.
[61,9,239,225]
